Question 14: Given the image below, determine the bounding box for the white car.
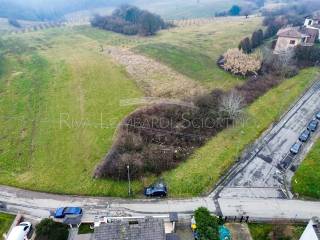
[6,222,32,240]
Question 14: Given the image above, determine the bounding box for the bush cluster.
[194,207,219,240]
[91,5,168,36]
[223,48,262,76]
[35,219,69,240]
[295,45,320,67]
[94,69,283,180]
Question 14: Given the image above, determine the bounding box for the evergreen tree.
[239,37,252,53]
[229,5,241,16]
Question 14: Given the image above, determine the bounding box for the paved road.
[1,185,320,222]
[213,81,320,199]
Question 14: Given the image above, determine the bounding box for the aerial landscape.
[0,0,320,239]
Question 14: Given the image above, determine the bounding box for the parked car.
[144,182,167,197]
[290,142,302,155]
[307,120,318,132]
[6,222,32,240]
[316,112,320,120]
[299,130,310,142]
[54,207,83,218]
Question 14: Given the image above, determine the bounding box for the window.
[308,20,312,25]
[289,40,296,45]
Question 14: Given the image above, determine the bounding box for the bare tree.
[219,91,245,120]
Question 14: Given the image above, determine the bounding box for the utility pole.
[127,165,131,197]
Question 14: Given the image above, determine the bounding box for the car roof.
[7,226,28,240]
[293,142,302,147]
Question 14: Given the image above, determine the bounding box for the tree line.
[91,5,170,36]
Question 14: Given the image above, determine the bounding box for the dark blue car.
[299,130,310,142]
[54,207,83,218]
[307,120,318,132]
[144,182,167,197]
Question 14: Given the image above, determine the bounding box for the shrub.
[223,48,262,76]
[295,45,320,66]
[194,207,219,240]
[35,219,69,240]
[236,74,281,104]
[262,50,299,78]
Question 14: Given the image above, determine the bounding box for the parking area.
[218,81,320,199]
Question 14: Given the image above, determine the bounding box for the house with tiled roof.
[93,217,166,240]
[274,26,318,54]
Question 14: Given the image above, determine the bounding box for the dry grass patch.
[107,47,207,99]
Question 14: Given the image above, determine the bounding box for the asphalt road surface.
[1,185,320,222]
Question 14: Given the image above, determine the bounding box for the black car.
[307,120,318,132]
[299,129,310,142]
[144,182,167,197]
[316,112,320,120]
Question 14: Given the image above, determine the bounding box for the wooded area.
[91,5,170,36]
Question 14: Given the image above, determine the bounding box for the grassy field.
[292,139,320,199]
[248,223,305,240]
[75,17,261,90]
[162,68,319,197]
[135,17,261,89]
[0,212,15,236]
[0,28,144,197]
[0,18,317,197]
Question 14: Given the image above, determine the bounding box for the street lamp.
[127,165,131,197]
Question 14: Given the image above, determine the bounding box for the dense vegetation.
[35,219,69,240]
[249,223,305,240]
[194,207,219,240]
[91,5,168,36]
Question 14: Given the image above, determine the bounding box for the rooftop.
[94,217,166,240]
[277,27,306,38]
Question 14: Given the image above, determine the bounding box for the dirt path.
[106,47,207,100]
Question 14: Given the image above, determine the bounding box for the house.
[93,217,166,240]
[304,15,320,40]
[273,26,318,54]
[299,217,320,240]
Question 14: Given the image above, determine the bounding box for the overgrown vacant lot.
[292,139,320,199]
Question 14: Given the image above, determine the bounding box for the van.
[6,222,32,240]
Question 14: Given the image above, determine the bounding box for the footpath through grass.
[292,138,320,199]
[0,212,15,236]
[162,68,319,197]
